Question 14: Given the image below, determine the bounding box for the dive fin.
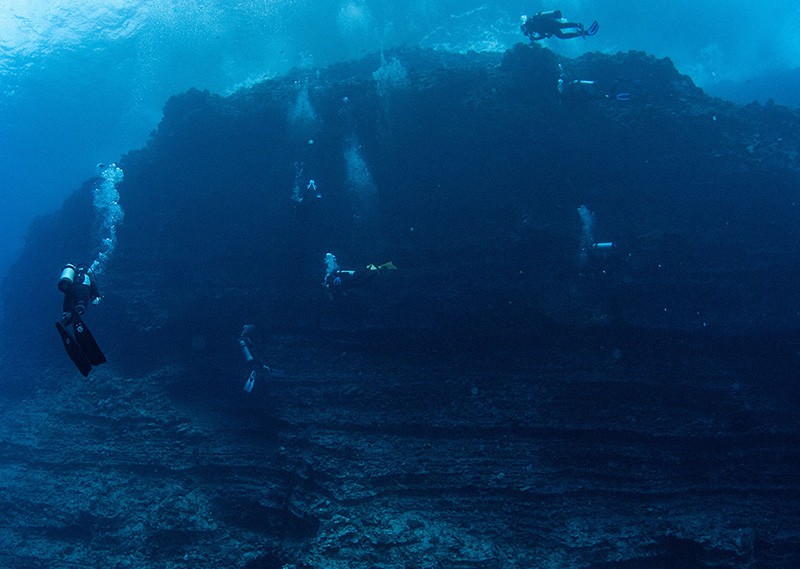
[585,20,599,36]
[244,370,256,393]
[377,261,398,271]
[56,322,92,377]
[73,318,106,366]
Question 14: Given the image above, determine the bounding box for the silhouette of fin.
[244,370,256,393]
[585,21,599,36]
[73,318,106,366]
[56,322,92,377]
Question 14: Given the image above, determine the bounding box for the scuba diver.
[323,252,397,299]
[238,325,283,393]
[557,63,599,97]
[293,178,321,205]
[55,263,106,377]
[521,10,598,41]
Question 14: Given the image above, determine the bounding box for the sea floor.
[0,331,798,568]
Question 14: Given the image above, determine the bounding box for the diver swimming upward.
[55,263,106,376]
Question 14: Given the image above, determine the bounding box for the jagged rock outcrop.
[1,46,799,568]
[5,45,800,359]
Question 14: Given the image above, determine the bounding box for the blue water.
[1,0,799,277]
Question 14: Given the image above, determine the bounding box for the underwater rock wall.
[5,45,800,362]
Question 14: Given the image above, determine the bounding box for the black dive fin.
[73,318,106,366]
[585,20,599,36]
[56,322,92,377]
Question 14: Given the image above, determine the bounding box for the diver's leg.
[555,21,584,39]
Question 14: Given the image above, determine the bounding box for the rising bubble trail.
[90,163,124,275]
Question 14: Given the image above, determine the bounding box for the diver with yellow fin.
[55,263,106,377]
[322,252,397,299]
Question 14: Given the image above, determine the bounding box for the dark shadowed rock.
[5,45,800,365]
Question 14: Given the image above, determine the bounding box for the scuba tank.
[538,10,562,19]
[58,264,77,292]
[239,338,255,364]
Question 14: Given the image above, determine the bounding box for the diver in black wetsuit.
[55,263,106,376]
[238,325,283,393]
[322,253,397,300]
[521,10,598,41]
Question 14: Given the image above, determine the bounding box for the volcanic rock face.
[6,45,800,349]
[1,46,799,567]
